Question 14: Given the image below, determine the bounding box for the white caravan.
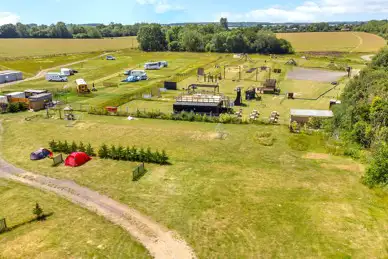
[144,62,161,70]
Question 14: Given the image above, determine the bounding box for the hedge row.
[0,102,28,114]
[49,140,96,156]
[89,109,273,125]
[48,140,169,165]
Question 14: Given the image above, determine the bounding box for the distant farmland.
[277,32,386,53]
[0,37,138,58]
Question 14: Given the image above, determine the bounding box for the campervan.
[144,62,160,70]
[46,72,68,82]
[106,55,116,60]
[61,68,73,76]
[130,70,148,80]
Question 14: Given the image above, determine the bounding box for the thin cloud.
[0,12,20,25]
[136,0,184,13]
[217,0,388,22]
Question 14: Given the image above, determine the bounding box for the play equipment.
[65,152,91,167]
[164,81,177,90]
[76,79,90,94]
[249,110,260,120]
[64,106,75,120]
[245,87,257,101]
[234,87,243,106]
[173,93,232,115]
[30,148,53,161]
[105,106,118,113]
[285,59,297,66]
[269,111,280,123]
[187,84,219,94]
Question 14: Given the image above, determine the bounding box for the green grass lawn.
[1,113,387,258]
[0,178,150,258]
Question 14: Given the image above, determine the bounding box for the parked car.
[122,76,139,82]
[106,55,116,60]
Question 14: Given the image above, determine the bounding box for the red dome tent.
[64,152,91,167]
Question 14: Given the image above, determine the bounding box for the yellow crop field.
[277,32,386,53]
[0,37,138,58]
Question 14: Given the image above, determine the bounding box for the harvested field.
[287,67,347,82]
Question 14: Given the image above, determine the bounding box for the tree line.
[0,22,142,39]
[326,47,388,187]
[137,19,294,54]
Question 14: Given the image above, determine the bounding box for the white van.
[144,62,161,70]
[46,72,68,82]
[61,68,72,76]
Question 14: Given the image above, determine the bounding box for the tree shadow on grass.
[0,212,54,234]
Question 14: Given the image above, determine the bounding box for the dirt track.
[0,122,196,259]
[0,53,111,88]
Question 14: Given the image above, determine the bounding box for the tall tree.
[0,24,19,38]
[137,24,166,51]
[220,17,229,30]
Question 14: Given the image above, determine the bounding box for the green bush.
[86,143,96,156]
[288,135,310,151]
[362,143,388,187]
[255,132,276,146]
[98,144,109,158]
[78,142,86,152]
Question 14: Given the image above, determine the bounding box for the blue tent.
[30,148,53,161]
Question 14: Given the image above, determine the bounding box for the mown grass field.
[277,32,386,53]
[0,178,150,258]
[1,114,388,258]
[0,37,138,58]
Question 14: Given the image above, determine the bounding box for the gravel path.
[0,53,111,88]
[0,122,196,259]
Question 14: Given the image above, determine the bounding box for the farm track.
[0,122,197,259]
[0,53,112,88]
[350,33,363,53]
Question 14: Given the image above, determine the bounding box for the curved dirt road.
[0,122,196,259]
[0,53,111,88]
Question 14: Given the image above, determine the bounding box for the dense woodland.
[1,19,387,40]
[328,47,388,187]
[137,22,294,54]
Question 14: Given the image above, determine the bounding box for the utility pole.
[256,68,258,81]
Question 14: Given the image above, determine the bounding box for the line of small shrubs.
[0,102,28,114]
[49,140,96,156]
[88,108,273,125]
[48,140,169,165]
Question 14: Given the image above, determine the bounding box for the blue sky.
[1,0,388,25]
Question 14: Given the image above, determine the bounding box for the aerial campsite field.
[1,30,388,259]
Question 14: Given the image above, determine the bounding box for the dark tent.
[30,148,53,161]
[65,152,91,167]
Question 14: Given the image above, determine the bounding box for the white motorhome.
[46,72,68,82]
[61,68,72,76]
[144,62,161,70]
[130,70,147,80]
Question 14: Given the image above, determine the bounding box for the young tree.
[110,145,118,160]
[160,150,169,165]
[49,140,58,152]
[98,144,109,158]
[33,203,44,220]
[70,141,78,153]
[86,143,96,156]
[78,142,86,152]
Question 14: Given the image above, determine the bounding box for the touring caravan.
[46,72,68,82]
[144,62,161,70]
